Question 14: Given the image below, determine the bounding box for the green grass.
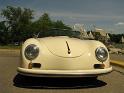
[113,43,124,49]
[0,45,21,49]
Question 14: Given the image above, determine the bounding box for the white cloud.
[115,22,124,26]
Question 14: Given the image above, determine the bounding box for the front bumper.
[17,67,112,77]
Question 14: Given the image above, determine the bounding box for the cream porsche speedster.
[17,29,112,77]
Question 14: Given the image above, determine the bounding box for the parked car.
[17,29,112,78]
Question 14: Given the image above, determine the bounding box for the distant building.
[73,24,89,39]
[87,31,94,40]
[72,24,110,43]
[120,36,124,43]
[92,27,110,43]
[106,33,110,39]
[79,28,89,39]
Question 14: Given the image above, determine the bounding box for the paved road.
[0,52,124,93]
[110,54,124,62]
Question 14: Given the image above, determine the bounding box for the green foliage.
[31,13,53,34]
[109,34,124,43]
[1,6,33,44]
[39,13,53,31]
[53,20,71,30]
[0,6,72,45]
[0,45,21,49]
[0,21,11,45]
[30,13,72,37]
[113,43,124,49]
[0,5,123,46]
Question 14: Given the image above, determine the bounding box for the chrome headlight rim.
[24,44,39,60]
[95,47,108,62]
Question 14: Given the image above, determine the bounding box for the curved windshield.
[38,29,81,39]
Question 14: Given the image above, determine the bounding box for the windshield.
[38,29,81,39]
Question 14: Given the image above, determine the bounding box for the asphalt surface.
[0,51,124,93]
[110,54,124,62]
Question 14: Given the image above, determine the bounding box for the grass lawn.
[113,43,124,49]
[0,45,21,49]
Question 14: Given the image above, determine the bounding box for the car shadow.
[13,74,107,89]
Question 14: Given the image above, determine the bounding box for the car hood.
[37,36,90,58]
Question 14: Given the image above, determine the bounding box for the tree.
[109,34,124,43]
[53,20,71,30]
[1,6,33,43]
[0,6,72,45]
[37,13,52,31]
[0,21,10,45]
[0,21,12,45]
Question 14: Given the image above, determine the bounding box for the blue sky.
[0,0,124,34]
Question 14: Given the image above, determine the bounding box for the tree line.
[0,6,71,45]
[109,33,124,43]
[0,6,123,45]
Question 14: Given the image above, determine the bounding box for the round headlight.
[95,47,108,62]
[24,44,39,60]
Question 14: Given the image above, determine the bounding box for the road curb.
[110,60,124,68]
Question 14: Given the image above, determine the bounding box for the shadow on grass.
[13,74,107,89]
